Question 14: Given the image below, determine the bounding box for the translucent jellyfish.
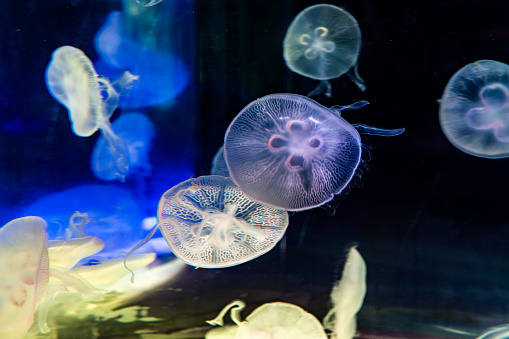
[439,60,509,158]
[136,0,163,7]
[92,113,155,181]
[94,11,188,108]
[476,324,509,339]
[206,300,327,338]
[283,4,364,97]
[156,175,289,268]
[45,45,133,181]
[224,94,404,211]
[0,217,49,339]
[211,145,230,177]
[323,246,367,339]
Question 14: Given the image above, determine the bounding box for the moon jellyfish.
[45,45,134,181]
[0,217,49,339]
[155,175,289,268]
[206,300,327,339]
[94,11,188,108]
[439,60,509,158]
[224,94,404,211]
[283,4,364,97]
[323,246,367,339]
[92,113,155,181]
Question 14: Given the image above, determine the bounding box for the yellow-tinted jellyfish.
[283,4,364,97]
[439,60,509,158]
[206,300,327,339]
[156,175,289,268]
[45,46,134,181]
[0,217,49,339]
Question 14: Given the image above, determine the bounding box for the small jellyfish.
[0,217,49,339]
[323,246,367,339]
[206,300,327,339]
[155,175,289,268]
[92,113,155,181]
[210,145,230,177]
[283,4,364,97]
[439,60,509,158]
[45,45,134,181]
[224,93,404,211]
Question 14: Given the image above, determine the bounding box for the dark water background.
[2,0,509,337]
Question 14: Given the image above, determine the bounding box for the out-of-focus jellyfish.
[439,60,509,158]
[476,324,509,339]
[210,145,230,177]
[92,112,155,181]
[224,94,404,211]
[206,300,327,338]
[94,11,188,108]
[45,45,135,181]
[0,217,49,339]
[20,185,154,256]
[323,246,367,339]
[126,175,288,271]
[283,4,364,97]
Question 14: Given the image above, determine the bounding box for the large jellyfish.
[0,217,49,339]
[283,4,364,97]
[206,300,327,338]
[224,93,404,211]
[141,175,289,269]
[439,60,509,158]
[91,112,155,181]
[45,45,134,181]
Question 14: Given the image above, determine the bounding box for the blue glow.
[94,11,189,108]
[92,113,155,181]
[19,184,167,256]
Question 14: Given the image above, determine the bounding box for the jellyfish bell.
[0,216,49,339]
[283,4,364,97]
[224,94,404,211]
[439,60,509,158]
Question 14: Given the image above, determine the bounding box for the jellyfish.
[210,145,230,177]
[94,11,188,108]
[45,45,134,181]
[92,112,155,181]
[224,93,404,211]
[439,60,509,158]
[0,216,49,339]
[206,300,327,338]
[136,0,163,7]
[323,246,367,339]
[283,4,364,97]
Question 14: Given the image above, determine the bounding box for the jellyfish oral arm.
[98,123,130,181]
[206,300,246,326]
[330,101,370,116]
[307,80,332,98]
[352,124,405,136]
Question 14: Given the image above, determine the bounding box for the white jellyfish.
[45,45,138,181]
[283,4,364,97]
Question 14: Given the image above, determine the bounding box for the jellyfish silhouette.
[224,94,404,211]
[156,176,289,268]
[439,60,509,158]
[283,4,364,97]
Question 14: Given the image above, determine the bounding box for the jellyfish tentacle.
[353,124,405,136]
[307,80,332,97]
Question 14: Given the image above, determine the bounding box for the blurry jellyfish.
[323,246,367,339]
[224,94,404,211]
[94,11,188,108]
[136,0,163,7]
[206,300,327,339]
[210,145,230,177]
[0,217,49,339]
[45,45,135,181]
[126,175,289,272]
[92,112,155,181]
[439,60,509,158]
[476,324,509,339]
[283,4,364,97]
